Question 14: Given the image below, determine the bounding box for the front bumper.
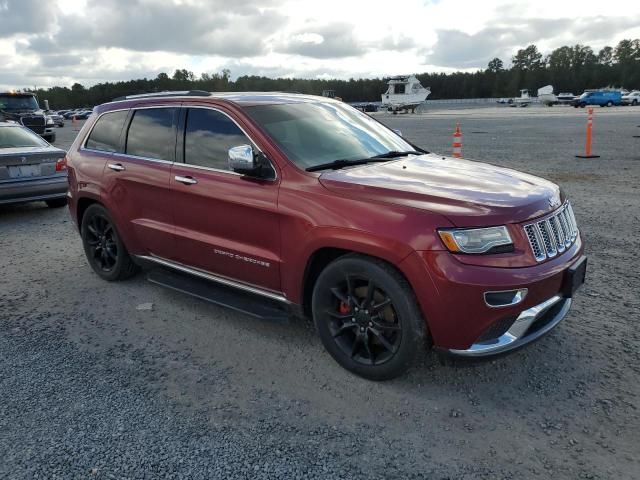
[446,295,570,357]
[399,237,585,352]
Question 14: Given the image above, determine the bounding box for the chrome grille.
[20,115,46,134]
[524,202,579,262]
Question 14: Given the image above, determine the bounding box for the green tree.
[597,46,613,66]
[487,58,504,73]
[512,45,544,70]
[614,39,638,64]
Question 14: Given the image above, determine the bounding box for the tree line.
[25,39,640,108]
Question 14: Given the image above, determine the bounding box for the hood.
[318,153,562,227]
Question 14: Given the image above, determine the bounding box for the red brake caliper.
[338,302,350,315]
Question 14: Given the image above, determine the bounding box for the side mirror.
[43,99,50,111]
[228,144,256,172]
[228,144,275,180]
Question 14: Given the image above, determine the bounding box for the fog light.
[484,289,527,308]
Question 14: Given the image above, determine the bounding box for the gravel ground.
[1,106,639,479]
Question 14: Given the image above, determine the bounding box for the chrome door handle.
[107,163,125,171]
[175,175,197,185]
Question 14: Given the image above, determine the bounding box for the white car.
[622,91,640,106]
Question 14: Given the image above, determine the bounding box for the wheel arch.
[300,246,421,323]
[76,196,101,231]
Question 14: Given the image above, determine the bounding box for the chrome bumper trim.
[448,295,571,357]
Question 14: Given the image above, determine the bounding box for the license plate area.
[562,256,587,297]
[8,165,41,178]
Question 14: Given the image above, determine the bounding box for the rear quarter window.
[85,110,128,153]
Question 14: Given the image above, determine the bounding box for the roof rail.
[112,90,212,101]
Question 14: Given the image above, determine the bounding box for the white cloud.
[0,0,639,90]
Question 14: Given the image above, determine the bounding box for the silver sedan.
[0,122,68,207]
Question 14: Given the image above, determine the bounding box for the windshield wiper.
[370,150,422,159]
[306,150,424,172]
[306,158,391,172]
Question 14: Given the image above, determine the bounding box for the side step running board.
[147,268,290,323]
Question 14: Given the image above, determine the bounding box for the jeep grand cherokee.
[66,91,586,380]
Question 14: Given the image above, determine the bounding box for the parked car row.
[572,89,640,107]
[58,108,94,120]
[40,108,96,128]
[622,90,640,105]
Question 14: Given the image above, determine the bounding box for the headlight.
[46,117,54,125]
[438,226,513,254]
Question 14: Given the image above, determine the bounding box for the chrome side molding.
[136,255,289,304]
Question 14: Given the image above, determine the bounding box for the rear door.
[169,106,282,292]
[100,106,179,259]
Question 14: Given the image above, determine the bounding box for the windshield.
[244,102,415,170]
[0,94,39,111]
[580,92,592,98]
[0,126,48,148]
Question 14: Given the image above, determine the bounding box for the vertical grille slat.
[548,217,564,252]
[559,209,573,246]
[524,225,545,261]
[523,202,579,262]
[536,220,556,257]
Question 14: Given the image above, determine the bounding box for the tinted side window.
[126,108,177,161]
[184,108,253,171]
[85,110,128,152]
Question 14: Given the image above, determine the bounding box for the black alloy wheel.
[312,254,426,380]
[85,214,118,272]
[325,275,402,367]
[81,204,138,281]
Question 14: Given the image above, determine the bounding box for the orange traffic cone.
[575,108,600,158]
[452,123,462,158]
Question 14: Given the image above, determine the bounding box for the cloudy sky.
[1,0,639,90]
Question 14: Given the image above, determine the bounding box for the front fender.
[281,225,415,304]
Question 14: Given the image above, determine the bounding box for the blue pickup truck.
[573,90,622,107]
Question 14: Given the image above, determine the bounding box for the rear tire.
[606,101,613,107]
[45,198,67,208]
[312,254,426,380]
[81,204,139,281]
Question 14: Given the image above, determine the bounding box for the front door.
[170,106,281,292]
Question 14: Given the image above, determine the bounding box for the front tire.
[312,254,426,380]
[81,204,139,281]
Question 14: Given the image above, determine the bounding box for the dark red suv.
[67,91,586,380]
